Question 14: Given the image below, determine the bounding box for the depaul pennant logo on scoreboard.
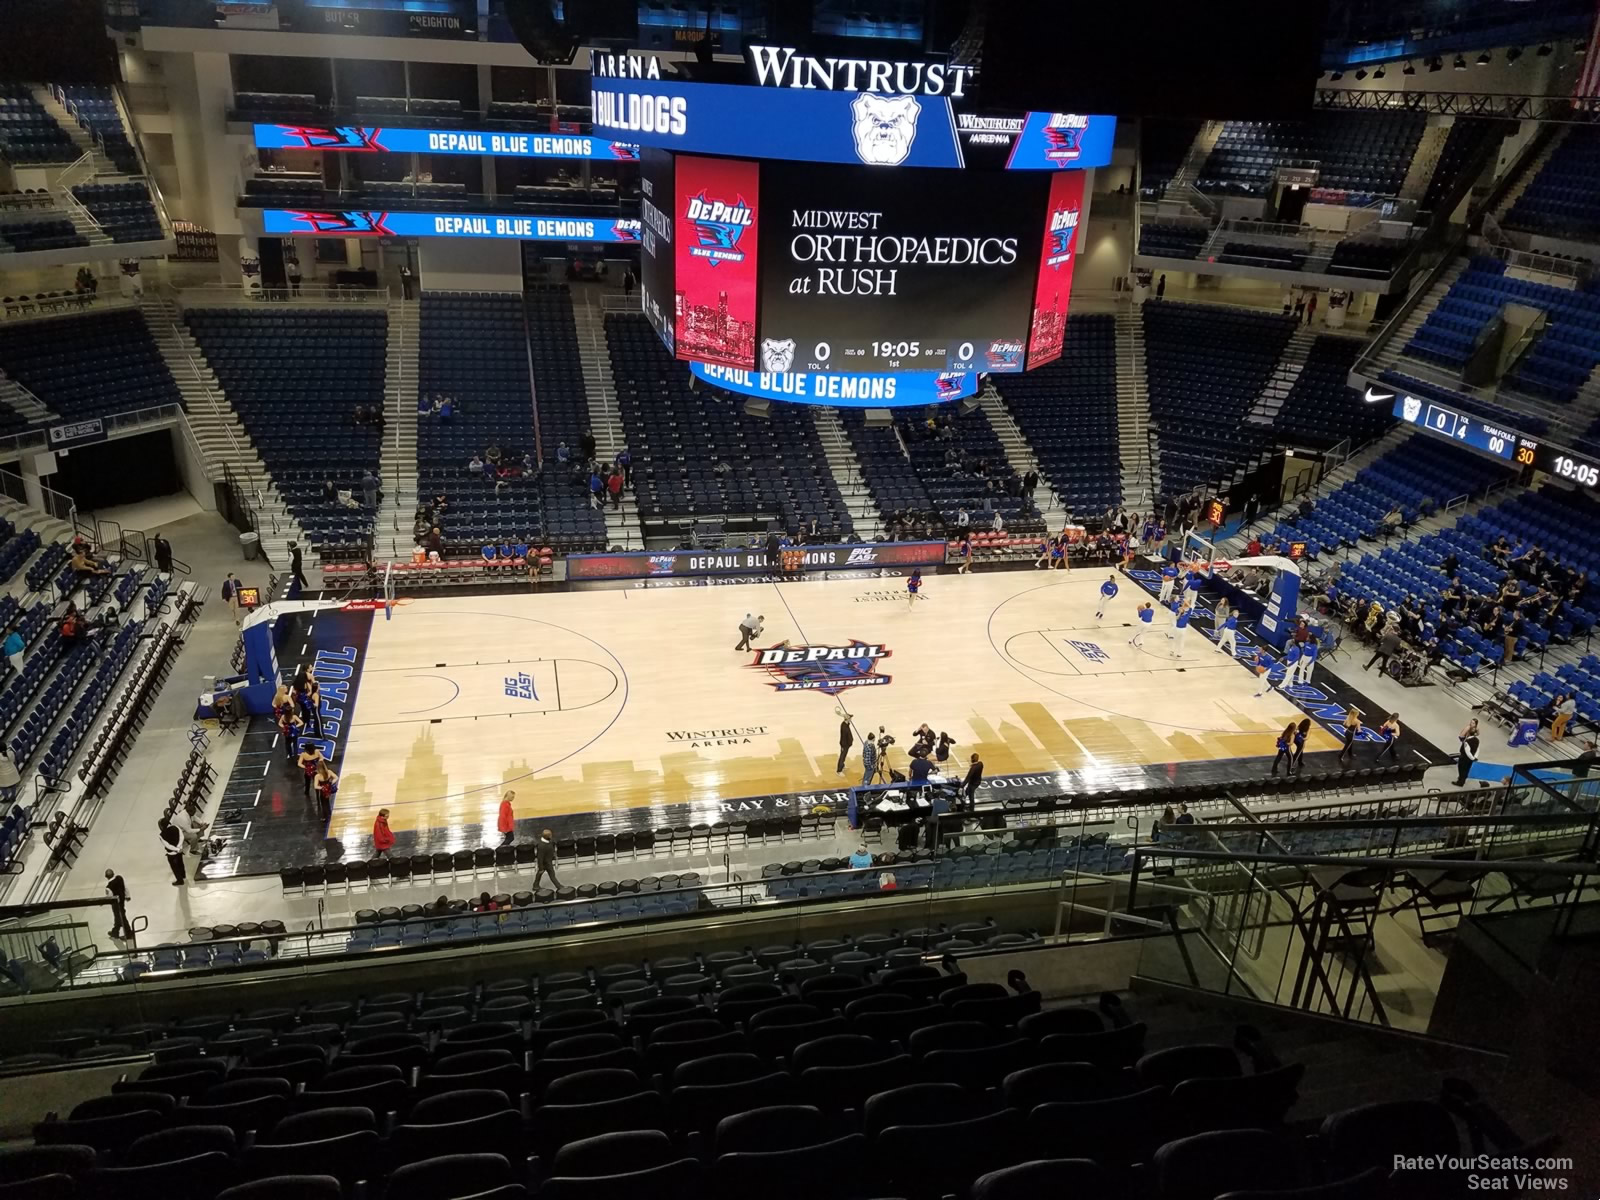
[1043,114,1090,163]
[751,640,892,694]
[686,192,753,266]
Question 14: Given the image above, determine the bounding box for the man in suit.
[962,752,984,812]
[104,869,132,939]
[533,828,561,890]
[288,541,308,597]
[836,716,854,774]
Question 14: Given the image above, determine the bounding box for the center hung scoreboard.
[597,45,1114,407]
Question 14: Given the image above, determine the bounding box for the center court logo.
[752,640,892,693]
[504,672,538,701]
[686,193,753,265]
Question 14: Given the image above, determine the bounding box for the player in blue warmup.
[1296,637,1319,686]
[1217,608,1239,657]
[1281,641,1302,687]
[1130,601,1155,646]
[1095,574,1118,620]
[906,569,924,608]
[1251,646,1281,696]
[1158,561,1180,605]
[1171,602,1192,657]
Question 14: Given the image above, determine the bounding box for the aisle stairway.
[978,387,1068,529]
[811,407,883,538]
[1245,328,1316,426]
[0,367,56,425]
[374,299,419,561]
[138,291,304,565]
[570,287,641,548]
[1115,307,1153,510]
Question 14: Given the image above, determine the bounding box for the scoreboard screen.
[1390,389,1600,492]
[757,161,1051,375]
[1390,394,1536,466]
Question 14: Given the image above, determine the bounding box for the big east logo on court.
[751,640,892,693]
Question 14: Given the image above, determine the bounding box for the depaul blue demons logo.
[985,340,1024,370]
[752,640,891,694]
[1047,206,1079,268]
[284,210,393,237]
[277,125,385,152]
[1043,114,1090,163]
[686,193,753,265]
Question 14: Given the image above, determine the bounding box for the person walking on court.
[533,828,561,890]
[1375,713,1402,762]
[1095,574,1118,621]
[860,732,878,787]
[104,868,132,938]
[498,790,516,846]
[963,752,984,812]
[1454,720,1481,786]
[313,760,338,823]
[288,540,307,596]
[1339,707,1364,765]
[735,612,764,651]
[158,819,185,886]
[836,715,854,774]
[906,569,924,608]
[222,572,241,625]
[297,742,325,803]
[1271,722,1295,775]
[372,808,395,857]
[1291,718,1311,774]
[1364,626,1401,675]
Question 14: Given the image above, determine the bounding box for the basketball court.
[267,569,1340,851]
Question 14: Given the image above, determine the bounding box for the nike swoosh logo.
[1363,387,1395,405]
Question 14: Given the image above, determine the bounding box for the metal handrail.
[109,82,176,235]
[179,283,393,305]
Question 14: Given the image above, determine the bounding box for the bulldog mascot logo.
[850,94,921,166]
[761,338,797,373]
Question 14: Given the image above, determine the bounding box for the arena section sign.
[254,124,640,161]
[566,541,947,581]
[261,210,642,243]
[689,362,977,408]
[589,59,1114,171]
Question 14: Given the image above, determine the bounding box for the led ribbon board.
[261,209,642,242]
[254,124,640,160]
[587,75,1114,171]
[689,362,977,408]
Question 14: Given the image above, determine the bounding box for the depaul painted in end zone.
[690,362,977,408]
[260,209,642,243]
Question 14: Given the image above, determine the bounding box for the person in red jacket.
[372,808,395,857]
[497,790,516,847]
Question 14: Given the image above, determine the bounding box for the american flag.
[1577,0,1600,100]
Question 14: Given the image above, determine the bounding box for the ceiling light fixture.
[1476,50,1492,66]
[1402,60,1416,75]
[1454,54,1468,70]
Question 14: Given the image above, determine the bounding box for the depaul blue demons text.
[752,641,892,694]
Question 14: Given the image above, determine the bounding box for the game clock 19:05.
[1549,453,1600,488]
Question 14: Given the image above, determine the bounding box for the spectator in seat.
[991,510,1004,533]
[1380,504,1402,535]
[70,546,111,584]
[2,626,23,674]
[849,844,873,870]
[468,453,484,475]
[59,605,88,647]
[556,441,570,465]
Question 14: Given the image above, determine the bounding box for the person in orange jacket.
[372,808,395,858]
[497,790,516,847]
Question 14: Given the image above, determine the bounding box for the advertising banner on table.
[261,209,642,243]
[588,71,1114,171]
[254,123,639,160]
[1025,170,1086,369]
[567,541,948,581]
[755,161,1046,375]
[673,154,760,370]
[690,362,977,408]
